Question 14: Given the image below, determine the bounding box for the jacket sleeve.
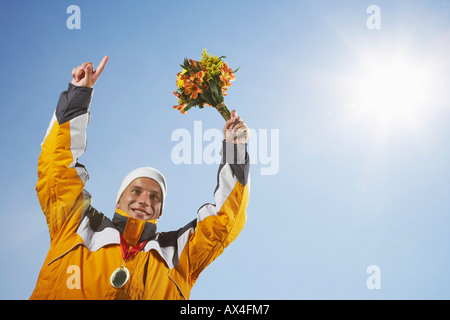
[178,141,250,284]
[36,83,93,241]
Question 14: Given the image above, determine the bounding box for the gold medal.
[111,233,149,288]
[110,265,130,288]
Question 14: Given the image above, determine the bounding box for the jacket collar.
[112,209,157,247]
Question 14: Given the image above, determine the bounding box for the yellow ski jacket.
[30,84,250,300]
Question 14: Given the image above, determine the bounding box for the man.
[30,56,250,300]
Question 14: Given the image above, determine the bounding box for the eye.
[131,188,141,195]
[150,194,160,202]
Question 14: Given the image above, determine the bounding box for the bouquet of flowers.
[173,49,239,121]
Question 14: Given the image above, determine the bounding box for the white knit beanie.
[115,167,167,216]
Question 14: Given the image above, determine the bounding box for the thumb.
[225,110,237,126]
[223,110,236,137]
[230,109,237,121]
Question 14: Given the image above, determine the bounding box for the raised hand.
[223,110,249,144]
[71,55,109,88]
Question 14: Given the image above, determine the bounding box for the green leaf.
[200,90,210,101]
[184,100,196,112]
[210,81,220,95]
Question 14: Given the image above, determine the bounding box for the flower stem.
[214,102,231,121]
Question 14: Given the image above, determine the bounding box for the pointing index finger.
[94,55,109,76]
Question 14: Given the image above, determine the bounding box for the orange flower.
[173,103,187,114]
[184,81,202,99]
[219,62,235,95]
[219,62,236,82]
[181,70,205,99]
[189,59,200,69]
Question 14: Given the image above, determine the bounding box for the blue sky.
[1,0,450,299]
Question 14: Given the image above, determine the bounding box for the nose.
[136,192,150,207]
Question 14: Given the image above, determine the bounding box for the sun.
[354,56,432,124]
[345,46,436,134]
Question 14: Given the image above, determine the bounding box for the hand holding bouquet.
[173,49,239,121]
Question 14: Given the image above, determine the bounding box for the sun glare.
[345,50,438,133]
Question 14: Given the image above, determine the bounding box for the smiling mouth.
[131,208,149,218]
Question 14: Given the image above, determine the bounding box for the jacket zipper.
[46,243,83,266]
[168,271,186,300]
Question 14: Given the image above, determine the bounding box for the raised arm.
[169,110,250,294]
[36,56,108,241]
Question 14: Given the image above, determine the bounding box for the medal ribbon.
[119,233,149,262]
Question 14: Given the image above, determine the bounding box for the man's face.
[116,177,162,221]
